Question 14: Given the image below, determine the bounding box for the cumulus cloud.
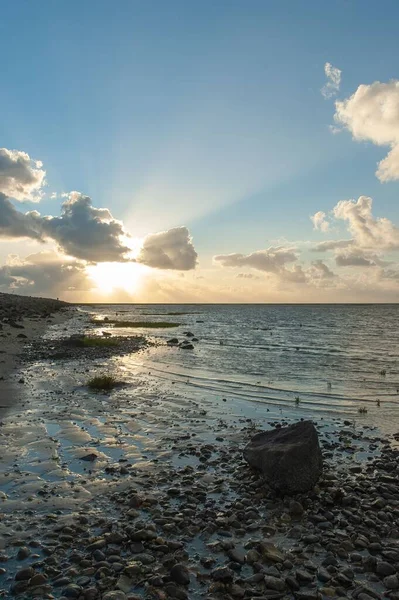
[321,62,341,99]
[333,196,399,250]
[308,260,336,279]
[214,246,297,272]
[136,226,198,270]
[334,80,399,181]
[0,251,91,295]
[0,193,44,240]
[311,239,354,252]
[0,148,46,201]
[41,192,131,262]
[310,210,330,232]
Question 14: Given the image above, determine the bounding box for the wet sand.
[1,305,399,599]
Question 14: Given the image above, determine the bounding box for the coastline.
[0,300,399,599]
[0,293,73,415]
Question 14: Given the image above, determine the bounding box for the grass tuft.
[87,375,119,391]
[358,406,368,414]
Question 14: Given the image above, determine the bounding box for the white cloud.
[334,80,399,181]
[136,226,198,270]
[311,239,353,252]
[335,247,386,267]
[321,62,341,99]
[333,196,399,250]
[0,148,46,201]
[214,246,297,272]
[236,273,260,279]
[310,210,330,232]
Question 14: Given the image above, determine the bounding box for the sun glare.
[87,262,145,295]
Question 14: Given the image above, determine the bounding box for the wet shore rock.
[243,420,323,494]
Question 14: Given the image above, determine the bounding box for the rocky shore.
[2,418,399,600]
[0,300,398,600]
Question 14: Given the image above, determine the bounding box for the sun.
[87,262,146,295]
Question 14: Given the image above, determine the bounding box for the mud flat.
[0,292,71,414]
[0,307,399,599]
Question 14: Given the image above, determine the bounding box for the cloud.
[334,80,399,181]
[41,192,131,262]
[321,62,341,99]
[0,148,46,201]
[308,259,336,279]
[310,210,330,232]
[236,273,260,279]
[214,246,297,272]
[0,193,44,240]
[311,239,354,252]
[0,251,91,295]
[136,226,198,270]
[333,196,399,250]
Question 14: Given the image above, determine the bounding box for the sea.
[57,303,399,436]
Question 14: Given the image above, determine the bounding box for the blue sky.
[0,1,398,301]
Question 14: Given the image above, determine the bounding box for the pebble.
[170,563,190,586]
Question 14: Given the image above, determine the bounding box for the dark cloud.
[41,192,131,262]
[137,226,198,270]
[0,252,91,295]
[0,194,44,240]
[0,148,45,201]
[0,191,132,262]
[214,246,297,272]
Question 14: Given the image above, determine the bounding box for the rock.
[167,338,179,345]
[264,575,286,591]
[116,574,133,593]
[384,575,399,590]
[179,343,194,350]
[17,546,31,560]
[30,573,48,586]
[79,453,98,462]
[376,561,395,577]
[211,566,234,583]
[243,420,323,494]
[15,567,34,581]
[289,500,304,517]
[260,542,285,563]
[170,563,190,585]
[102,593,127,600]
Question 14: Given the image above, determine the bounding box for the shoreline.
[0,300,399,598]
[0,293,73,416]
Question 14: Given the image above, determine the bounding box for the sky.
[1,0,399,303]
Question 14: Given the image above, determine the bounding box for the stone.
[102,593,127,600]
[170,563,190,586]
[264,575,286,591]
[260,542,285,563]
[211,566,234,583]
[384,575,399,590]
[376,561,395,577]
[289,500,304,517]
[16,546,31,560]
[243,420,323,494]
[15,567,34,581]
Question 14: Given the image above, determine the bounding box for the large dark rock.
[243,420,323,494]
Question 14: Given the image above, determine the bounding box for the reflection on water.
[68,303,399,434]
